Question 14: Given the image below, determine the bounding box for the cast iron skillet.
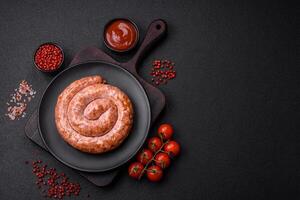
[38,19,167,172]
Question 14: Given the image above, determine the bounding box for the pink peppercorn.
[34,43,63,72]
[149,59,177,86]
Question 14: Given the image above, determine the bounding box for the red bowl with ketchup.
[103,18,139,52]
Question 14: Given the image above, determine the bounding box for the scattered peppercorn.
[29,160,80,199]
[34,43,63,72]
[149,59,176,86]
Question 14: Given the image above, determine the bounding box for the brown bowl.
[33,42,64,73]
[103,18,139,53]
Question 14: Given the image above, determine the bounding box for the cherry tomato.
[148,137,162,152]
[147,165,163,182]
[137,149,153,165]
[163,141,180,157]
[128,162,144,179]
[158,123,174,140]
[155,152,171,168]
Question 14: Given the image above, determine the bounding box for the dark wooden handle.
[122,19,167,71]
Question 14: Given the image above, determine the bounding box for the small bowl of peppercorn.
[33,42,64,73]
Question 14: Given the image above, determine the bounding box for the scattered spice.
[5,80,36,120]
[34,43,63,72]
[28,160,81,199]
[149,59,176,86]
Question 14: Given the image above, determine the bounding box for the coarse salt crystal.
[5,80,36,120]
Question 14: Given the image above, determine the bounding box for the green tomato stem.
[138,139,169,180]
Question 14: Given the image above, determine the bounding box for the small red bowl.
[33,42,64,73]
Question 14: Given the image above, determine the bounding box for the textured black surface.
[0,0,298,199]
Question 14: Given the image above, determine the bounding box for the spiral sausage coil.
[55,76,133,154]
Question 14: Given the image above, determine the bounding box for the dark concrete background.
[0,0,298,199]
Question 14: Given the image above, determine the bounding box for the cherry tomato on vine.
[147,165,163,182]
[128,162,144,179]
[137,149,153,165]
[148,137,162,152]
[158,123,174,140]
[163,141,180,157]
[155,152,171,168]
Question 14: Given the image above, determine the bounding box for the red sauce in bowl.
[104,19,138,52]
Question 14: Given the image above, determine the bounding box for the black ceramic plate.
[38,61,151,172]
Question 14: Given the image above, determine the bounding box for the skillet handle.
[122,19,167,72]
